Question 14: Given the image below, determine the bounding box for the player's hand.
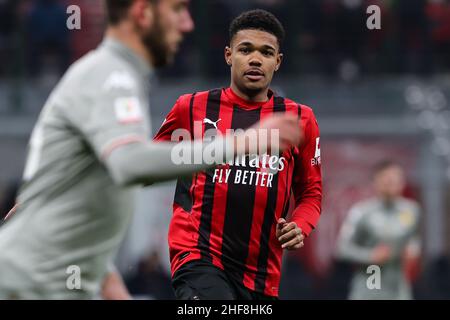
[101,271,133,300]
[276,218,304,250]
[248,114,302,153]
[372,244,392,265]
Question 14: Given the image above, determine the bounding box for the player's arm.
[87,90,214,185]
[70,88,300,187]
[336,206,391,265]
[336,206,373,264]
[277,107,322,250]
[106,120,300,186]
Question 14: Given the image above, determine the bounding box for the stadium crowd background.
[0,0,450,299]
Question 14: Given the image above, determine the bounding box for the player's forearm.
[337,241,375,265]
[106,136,236,186]
[291,194,321,237]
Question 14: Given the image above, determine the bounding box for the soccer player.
[154,9,322,300]
[336,160,421,300]
[0,1,300,299]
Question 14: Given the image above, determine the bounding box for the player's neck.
[230,83,270,103]
[105,26,155,68]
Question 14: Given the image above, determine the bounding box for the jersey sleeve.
[154,95,191,142]
[63,71,149,161]
[336,205,374,265]
[290,106,322,237]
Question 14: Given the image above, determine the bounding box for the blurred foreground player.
[0,0,301,299]
[155,10,322,300]
[337,160,421,300]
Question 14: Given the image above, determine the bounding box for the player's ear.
[131,0,154,30]
[224,46,232,67]
[275,53,283,72]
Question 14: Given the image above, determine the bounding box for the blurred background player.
[0,0,301,299]
[154,9,322,300]
[336,160,421,300]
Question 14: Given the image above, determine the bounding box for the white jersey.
[337,197,420,300]
[0,38,153,299]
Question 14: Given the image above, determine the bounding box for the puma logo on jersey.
[203,118,221,129]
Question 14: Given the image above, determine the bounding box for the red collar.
[223,87,274,109]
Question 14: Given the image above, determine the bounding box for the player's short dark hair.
[105,0,157,25]
[229,9,285,48]
[373,160,401,176]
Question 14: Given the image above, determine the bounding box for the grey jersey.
[0,38,154,299]
[336,197,420,300]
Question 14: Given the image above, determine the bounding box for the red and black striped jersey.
[154,87,322,297]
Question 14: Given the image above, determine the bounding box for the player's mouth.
[244,69,265,81]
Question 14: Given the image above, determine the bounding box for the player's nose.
[179,9,194,33]
[249,57,262,67]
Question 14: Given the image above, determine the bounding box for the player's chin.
[169,41,181,56]
[242,80,267,92]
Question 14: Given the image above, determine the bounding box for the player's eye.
[262,50,274,57]
[239,47,251,54]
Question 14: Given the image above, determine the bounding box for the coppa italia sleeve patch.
[114,97,143,124]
